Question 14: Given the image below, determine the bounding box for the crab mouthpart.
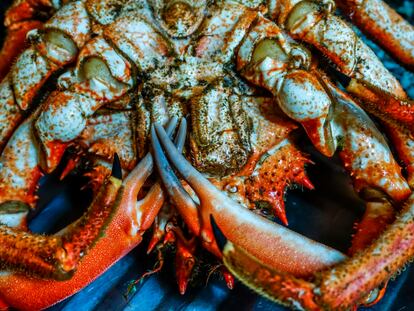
[153,0,206,37]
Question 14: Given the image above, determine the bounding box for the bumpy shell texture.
[0,0,413,310]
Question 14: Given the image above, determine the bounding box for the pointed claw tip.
[223,271,235,290]
[278,210,289,226]
[210,215,227,252]
[178,282,187,295]
[300,175,315,190]
[111,153,122,180]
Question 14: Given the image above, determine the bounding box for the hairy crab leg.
[151,119,346,277]
[318,193,414,309]
[0,119,185,310]
[218,237,320,311]
[0,109,43,220]
[152,124,414,309]
[335,0,414,70]
[237,18,411,257]
[0,154,121,282]
[0,0,57,81]
[268,0,413,130]
[0,0,90,151]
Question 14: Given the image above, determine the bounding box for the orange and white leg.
[0,0,90,151]
[267,0,413,129]
[335,0,414,70]
[34,36,134,173]
[0,0,60,81]
[0,119,185,310]
[237,19,411,205]
[0,156,122,280]
[151,119,346,278]
[151,118,414,310]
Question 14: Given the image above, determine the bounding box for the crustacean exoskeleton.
[0,0,413,310]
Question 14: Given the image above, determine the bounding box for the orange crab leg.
[267,0,414,131]
[0,20,43,81]
[336,0,414,70]
[151,119,414,309]
[0,119,184,310]
[211,191,414,310]
[0,0,56,81]
[318,194,414,309]
[151,120,346,277]
[220,240,320,311]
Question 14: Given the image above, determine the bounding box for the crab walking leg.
[318,193,414,309]
[33,11,172,173]
[267,0,413,128]
[336,0,414,70]
[238,19,411,257]
[0,157,122,279]
[0,111,42,221]
[207,194,414,309]
[220,240,319,311]
[0,0,58,81]
[321,77,411,253]
[237,17,411,204]
[34,36,134,172]
[0,120,184,310]
[0,1,90,151]
[382,121,414,188]
[151,121,346,277]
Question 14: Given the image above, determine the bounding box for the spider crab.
[0,0,413,310]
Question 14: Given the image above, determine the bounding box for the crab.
[0,0,413,310]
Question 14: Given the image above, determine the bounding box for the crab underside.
[0,0,413,310]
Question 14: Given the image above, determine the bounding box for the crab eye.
[252,39,288,64]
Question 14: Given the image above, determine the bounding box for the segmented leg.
[0,156,122,280]
[0,111,42,219]
[237,17,411,247]
[34,36,134,172]
[335,0,414,70]
[0,0,90,151]
[151,122,414,310]
[0,119,185,310]
[151,119,346,276]
[267,0,414,130]
[0,0,58,81]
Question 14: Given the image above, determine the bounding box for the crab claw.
[151,118,346,277]
[0,118,187,310]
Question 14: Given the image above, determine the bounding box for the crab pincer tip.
[111,153,122,180]
[210,215,227,252]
